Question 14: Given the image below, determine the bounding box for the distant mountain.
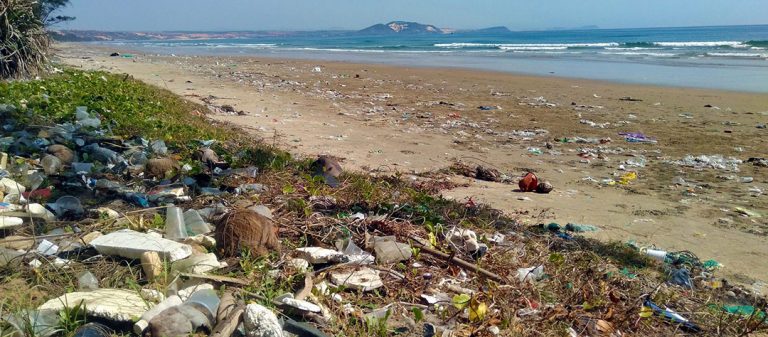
[358,21,444,35]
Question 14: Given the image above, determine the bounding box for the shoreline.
[57,42,768,285]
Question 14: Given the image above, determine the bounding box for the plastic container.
[165,206,187,240]
[77,271,99,291]
[185,289,221,318]
[183,209,210,235]
[40,155,62,175]
[48,196,84,219]
[643,248,668,261]
[148,290,220,336]
[133,295,183,334]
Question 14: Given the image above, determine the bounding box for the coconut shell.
[518,172,538,192]
[536,181,554,194]
[214,209,280,257]
[47,144,74,164]
[145,158,180,178]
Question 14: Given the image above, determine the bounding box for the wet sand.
[56,43,768,287]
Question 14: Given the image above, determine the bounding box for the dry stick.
[210,306,244,337]
[410,238,506,284]
[178,272,249,286]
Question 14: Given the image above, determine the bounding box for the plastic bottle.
[183,209,210,235]
[148,290,221,337]
[165,206,187,240]
[73,323,112,337]
[133,295,183,334]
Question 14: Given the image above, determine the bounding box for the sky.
[58,0,768,32]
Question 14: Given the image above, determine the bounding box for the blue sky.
[59,0,768,31]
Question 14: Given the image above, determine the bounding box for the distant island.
[358,21,444,34]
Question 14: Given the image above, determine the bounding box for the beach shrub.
[0,0,51,78]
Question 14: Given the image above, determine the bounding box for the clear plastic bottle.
[165,206,187,240]
[183,209,210,235]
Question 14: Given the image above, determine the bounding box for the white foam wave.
[500,46,568,51]
[434,42,620,49]
[605,47,663,51]
[600,51,678,57]
[652,41,747,48]
[706,52,768,58]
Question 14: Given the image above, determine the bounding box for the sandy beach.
[56,43,768,286]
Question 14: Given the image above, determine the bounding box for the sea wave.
[650,41,748,48]
[434,42,620,49]
[706,52,768,58]
[600,51,678,57]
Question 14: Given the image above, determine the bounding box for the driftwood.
[410,238,506,283]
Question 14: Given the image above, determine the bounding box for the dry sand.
[56,43,768,287]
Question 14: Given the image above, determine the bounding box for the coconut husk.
[476,166,501,182]
[214,209,280,257]
[519,172,538,192]
[145,157,180,178]
[310,155,342,187]
[47,144,74,163]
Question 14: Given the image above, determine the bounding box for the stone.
[372,237,412,264]
[47,144,75,163]
[141,251,164,281]
[183,234,216,249]
[329,267,383,291]
[295,247,346,264]
[81,231,103,244]
[244,304,284,337]
[536,181,554,194]
[38,289,152,322]
[145,157,180,178]
[0,235,34,250]
[90,229,192,262]
[248,204,273,219]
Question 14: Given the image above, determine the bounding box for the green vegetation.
[0,0,51,78]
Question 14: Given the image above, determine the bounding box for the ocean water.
[106,25,768,92]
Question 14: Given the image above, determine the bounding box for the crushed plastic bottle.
[77,271,99,291]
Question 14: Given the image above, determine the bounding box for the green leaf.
[452,294,471,310]
[412,307,424,323]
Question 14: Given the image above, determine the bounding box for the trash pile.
[1,101,767,337]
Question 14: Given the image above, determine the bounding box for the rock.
[536,181,554,194]
[47,144,74,163]
[295,247,346,264]
[183,234,216,249]
[310,155,343,187]
[148,304,210,337]
[81,231,103,244]
[244,304,284,337]
[248,204,273,219]
[372,237,412,263]
[329,267,383,291]
[38,288,152,322]
[518,172,538,192]
[0,235,34,250]
[40,155,62,175]
[90,229,193,262]
[145,157,180,178]
[214,209,279,257]
[141,251,164,281]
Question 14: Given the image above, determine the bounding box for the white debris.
[38,289,152,322]
[244,304,284,337]
[329,267,383,291]
[90,229,193,262]
[295,247,346,264]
